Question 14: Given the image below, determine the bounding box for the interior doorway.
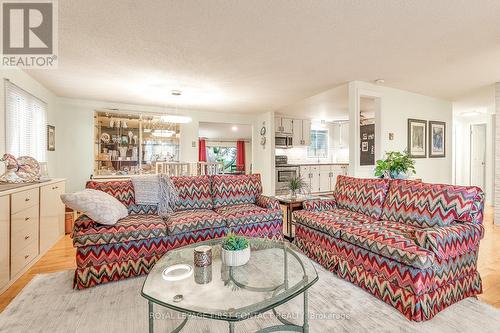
[470,123,487,189]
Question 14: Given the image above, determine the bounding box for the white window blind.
[5,80,47,162]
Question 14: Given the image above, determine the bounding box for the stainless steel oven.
[275,135,293,149]
[275,165,299,194]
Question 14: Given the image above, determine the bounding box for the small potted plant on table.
[221,232,250,267]
[288,175,308,198]
[374,150,416,179]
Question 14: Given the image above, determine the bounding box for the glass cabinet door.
[94,111,180,176]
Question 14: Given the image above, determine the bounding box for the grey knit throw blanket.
[131,174,178,216]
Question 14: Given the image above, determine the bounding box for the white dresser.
[0,179,66,293]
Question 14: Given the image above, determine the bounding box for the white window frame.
[307,129,329,159]
[5,80,48,162]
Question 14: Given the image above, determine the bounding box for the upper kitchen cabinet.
[275,116,293,134]
[340,122,349,149]
[332,122,349,149]
[292,119,311,146]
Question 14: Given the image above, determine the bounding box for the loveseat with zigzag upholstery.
[293,175,485,321]
[72,174,282,289]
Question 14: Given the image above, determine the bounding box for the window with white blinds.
[5,80,47,162]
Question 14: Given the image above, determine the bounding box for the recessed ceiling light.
[231,126,238,131]
[171,90,182,96]
[374,79,385,84]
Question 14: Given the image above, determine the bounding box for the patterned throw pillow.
[61,189,128,225]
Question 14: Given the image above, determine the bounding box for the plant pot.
[390,171,408,179]
[221,247,250,267]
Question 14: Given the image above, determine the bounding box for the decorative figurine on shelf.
[0,153,41,183]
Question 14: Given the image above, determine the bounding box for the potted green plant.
[374,150,416,179]
[288,176,308,198]
[221,232,250,266]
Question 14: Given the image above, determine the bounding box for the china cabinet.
[94,111,180,176]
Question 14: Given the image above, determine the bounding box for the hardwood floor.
[1,207,500,313]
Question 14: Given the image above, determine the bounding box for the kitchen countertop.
[0,178,66,196]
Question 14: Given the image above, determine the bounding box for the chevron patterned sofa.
[72,174,282,289]
[293,175,485,321]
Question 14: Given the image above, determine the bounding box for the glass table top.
[141,238,318,321]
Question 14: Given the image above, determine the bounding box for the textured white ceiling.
[26,0,500,113]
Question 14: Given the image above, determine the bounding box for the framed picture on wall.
[429,121,446,158]
[407,119,426,158]
[47,125,55,151]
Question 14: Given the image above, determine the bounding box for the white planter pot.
[221,247,251,267]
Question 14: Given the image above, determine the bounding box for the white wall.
[348,81,453,183]
[0,69,59,178]
[252,112,275,195]
[453,85,495,205]
[56,98,257,192]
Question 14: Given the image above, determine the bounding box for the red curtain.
[198,138,207,162]
[236,140,245,172]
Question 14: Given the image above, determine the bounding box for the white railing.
[154,162,223,176]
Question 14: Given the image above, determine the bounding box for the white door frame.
[469,123,487,188]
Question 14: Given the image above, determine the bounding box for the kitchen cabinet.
[340,122,349,149]
[310,166,320,193]
[0,195,9,290]
[40,181,66,254]
[292,119,311,146]
[319,165,332,192]
[298,164,348,193]
[275,117,293,134]
[299,166,311,192]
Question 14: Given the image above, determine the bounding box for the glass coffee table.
[141,238,318,333]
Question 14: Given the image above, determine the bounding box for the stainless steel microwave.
[275,135,293,148]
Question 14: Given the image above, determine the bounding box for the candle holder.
[194,245,212,267]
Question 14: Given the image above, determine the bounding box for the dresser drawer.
[11,241,38,278]
[11,204,39,236]
[11,220,38,255]
[11,188,39,214]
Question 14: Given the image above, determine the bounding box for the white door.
[470,124,486,189]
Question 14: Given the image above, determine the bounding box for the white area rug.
[1,265,499,333]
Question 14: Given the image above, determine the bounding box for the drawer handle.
[24,235,30,240]
[25,198,30,202]
[25,217,30,221]
[52,186,58,190]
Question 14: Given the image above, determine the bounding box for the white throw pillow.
[61,189,128,225]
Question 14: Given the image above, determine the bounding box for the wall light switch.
[389,133,394,140]
[192,141,197,147]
